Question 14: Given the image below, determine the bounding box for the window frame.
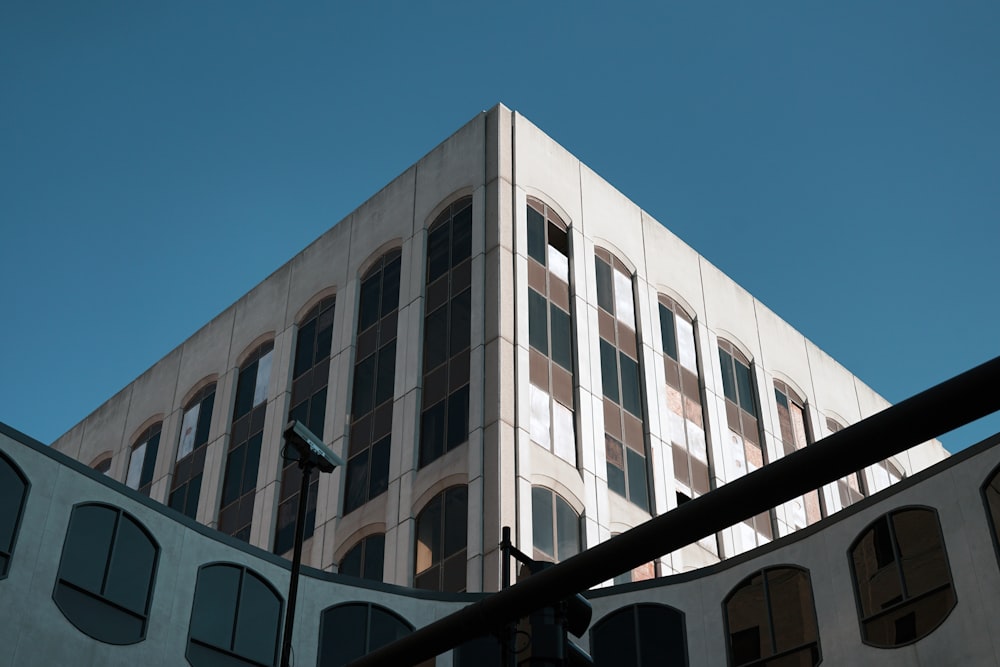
[317,602,414,667]
[414,485,468,592]
[0,451,29,579]
[531,486,582,564]
[170,383,216,520]
[590,602,688,667]
[126,422,162,496]
[338,532,386,582]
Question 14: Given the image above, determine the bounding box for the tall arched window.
[219,342,273,542]
[420,198,472,467]
[984,463,1000,568]
[849,506,956,647]
[717,341,772,549]
[595,248,649,511]
[274,295,335,555]
[170,383,216,519]
[339,533,385,582]
[773,380,822,533]
[414,486,467,592]
[526,198,577,465]
[126,422,161,497]
[724,566,820,666]
[318,603,415,667]
[0,451,29,578]
[591,603,688,666]
[531,486,581,563]
[345,250,401,514]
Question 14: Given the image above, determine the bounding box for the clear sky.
[1,2,997,453]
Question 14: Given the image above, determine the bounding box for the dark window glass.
[319,603,413,667]
[528,289,549,354]
[53,504,158,645]
[984,464,1000,569]
[531,486,581,563]
[591,604,688,667]
[339,534,385,582]
[849,507,956,647]
[595,256,614,314]
[550,305,572,370]
[415,486,467,592]
[600,341,619,403]
[619,353,641,416]
[527,206,546,264]
[659,305,678,360]
[626,448,649,511]
[724,566,820,666]
[719,349,737,403]
[420,401,446,467]
[188,564,282,667]
[532,487,554,558]
[735,362,756,415]
[127,423,162,497]
[0,452,29,578]
[348,250,401,511]
[428,224,451,283]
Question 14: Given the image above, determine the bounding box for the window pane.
[727,573,768,664]
[234,572,281,664]
[416,497,442,573]
[595,257,614,314]
[626,448,649,510]
[528,289,548,354]
[735,361,756,416]
[852,516,903,617]
[381,257,401,317]
[659,305,677,360]
[424,305,448,371]
[369,606,413,655]
[358,273,381,331]
[427,223,451,283]
[363,535,385,582]
[234,361,257,419]
[619,353,641,417]
[447,386,469,451]
[195,393,214,447]
[60,504,115,592]
[592,606,638,667]
[105,517,156,614]
[340,542,363,577]
[320,604,367,667]
[719,349,737,403]
[344,451,369,513]
[253,350,273,407]
[550,305,572,370]
[527,206,546,264]
[450,288,471,355]
[452,205,473,266]
[352,354,376,416]
[600,340,619,403]
[532,487,554,559]
[555,496,580,560]
[294,319,318,378]
[222,445,246,507]
[420,401,446,467]
[892,509,950,598]
[767,568,818,654]
[375,341,396,406]
[190,565,240,648]
[178,405,200,460]
[368,437,390,499]
[613,270,635,329]
[638,605,687,666]
[444,487,468,558]
[126,443,145,489]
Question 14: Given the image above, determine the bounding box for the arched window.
[274,295,335,555]
[318,602,414,667]
[591,603,688,666]
[849,506,956,647]
[339,533,385,582]
[170,383,216,519]
[525,198,577,465]
[90,453,112,475]
[531,486,581,563]
[345,250,401,514]
[187,563,282,667]
[53,503,158,645]
[414,486,467,592]
[220,342,273,542]
[773,380,822,533]
[126,422,161,496]
[595,248,649,511]
[420,198,472,467]
[724,566,820,666]
[0,451,29,578]
[984,463,1000,568]
[867,458,905,495]
[822,418,865,513]
[718,341,772,549]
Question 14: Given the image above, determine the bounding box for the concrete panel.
[228,265,289,368]
[512,112,584,229]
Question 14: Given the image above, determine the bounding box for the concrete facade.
[49,104,947,594]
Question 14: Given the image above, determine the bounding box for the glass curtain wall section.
[822,418,866,513]
[170,383,216,519]
[420,198,472,468]
[717,341,773,548]
[773,380,822,534]
[414,486,467,592]
[339,533,385,582]
[219,342,273,542]
[126,423,161,497]
[345,250,401,514]
[273,296,335,555]
[530,486,581,563]
[526,198,577,465]
[595,248,649,511]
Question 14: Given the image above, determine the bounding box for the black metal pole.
[501,527,512,667]
[280,461,314,667]
[347,354,1000,667]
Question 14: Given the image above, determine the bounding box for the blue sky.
[1,1,997,453]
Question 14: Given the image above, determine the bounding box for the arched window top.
[0,451,29,579]
[361,247,402,281]
[983,462,1000,569]
[724,565,820,667]
[849,506,956,648]
[591,603,688,666]
[718,338,752,366]
[53,503,159,645]
[430,195,473,231]
[89,451,113,474]
[338,533,385,583]
[658,293,695,324]
[773,379,806,406]
[187,563,283,667]
[127,422,162,495]
[527,196,568,230]
[131,421,162,448]
[531,486,582,564]
[318,602,414,667]
[295,290,337,327]
[414,485,468,592]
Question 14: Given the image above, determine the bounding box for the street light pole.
[280,458,314,667]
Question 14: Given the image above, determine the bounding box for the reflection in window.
[420,198,472,467]
[346,250,401,514]
[126,422,161,496]
[0,452,28,578]
[821,418,866,514]
[339,533,385,582]
[867,457,905,495]
[773,381,822,534]
[849,507,956,647]
[318,603,414,667]
[188,563,282,667]
[415,486,467,592]
[220,343,273,542]
[591,603,687,666]
[53,503,158,645]
[170,383,216,520]
[718,341,772,550]
[724,566,820,667]
[985,464,1000,568]
[526,198,577,466]
[595,248,649,510]
[531,486,581,563]
[275,296,335,555]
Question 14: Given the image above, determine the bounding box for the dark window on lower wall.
[187,563,283,667]
[52,503,158,645]
[849,506,956,648]
[724,566,820,667]
[984,464,1000,568]
[319,603,426,667]
[414,486,468,592]
[591,603,688,666]
[0,452,29,579]
[339,533,385,582]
